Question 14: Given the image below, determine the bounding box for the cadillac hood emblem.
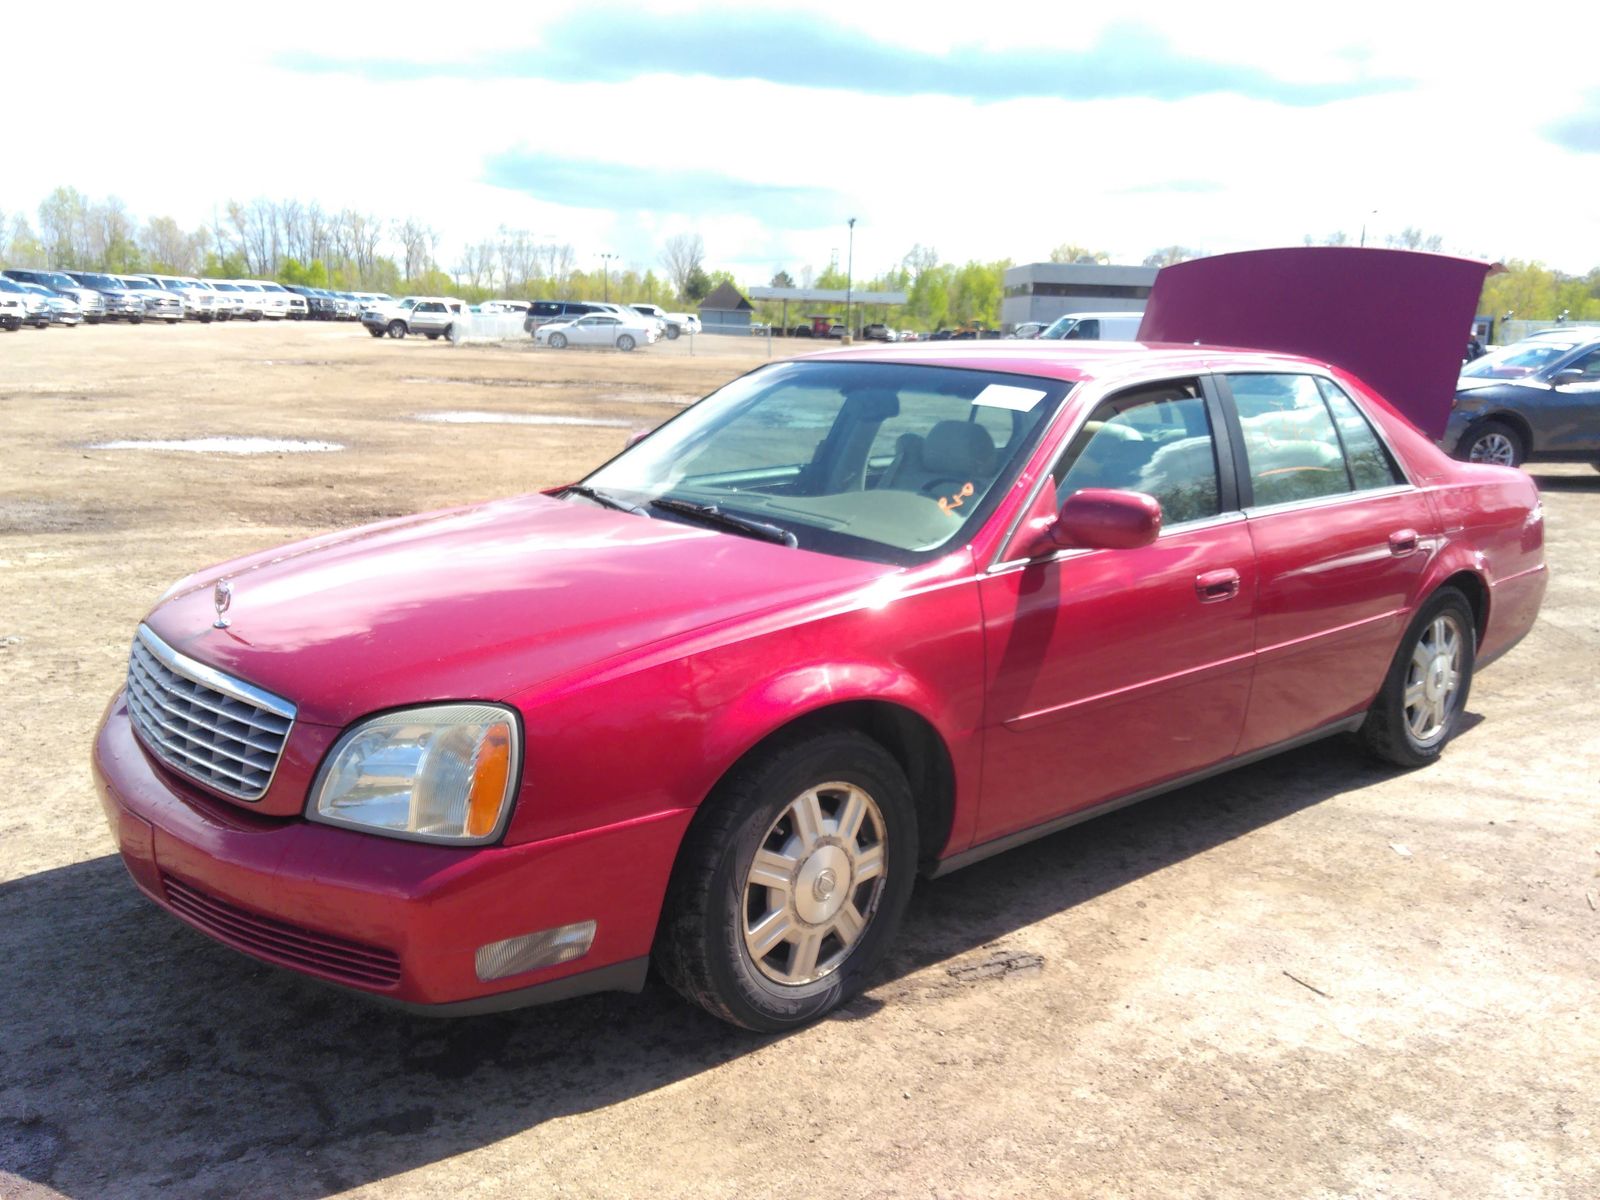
[213,578,233,629]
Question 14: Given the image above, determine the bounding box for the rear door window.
[1228,373,1352,506]
[1316,379,1405,489]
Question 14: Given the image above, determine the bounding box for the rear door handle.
[1388,529,1419,556]
[1195,568,1241,603]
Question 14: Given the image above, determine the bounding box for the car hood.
[144,493,890,727]
[1138,247,1500,439]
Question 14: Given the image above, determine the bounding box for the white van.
[1038,311,1143,341]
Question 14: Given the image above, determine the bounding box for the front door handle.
[1388,529,1419,556]
[1195,568,1241,603]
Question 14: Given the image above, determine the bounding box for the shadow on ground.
[0,736,1403,1198]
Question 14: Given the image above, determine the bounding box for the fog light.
[474,921,596,982]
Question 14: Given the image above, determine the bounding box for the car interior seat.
[879,420,997,495]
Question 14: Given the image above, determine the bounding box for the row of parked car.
[0,267,400,330]
[354,295,705,350]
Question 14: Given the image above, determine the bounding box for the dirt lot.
[1,321,1595,1199]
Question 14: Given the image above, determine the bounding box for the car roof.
[795,340,1329,387]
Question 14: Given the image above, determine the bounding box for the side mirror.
[1550,368,1584,387]
[1014,487,1162,558]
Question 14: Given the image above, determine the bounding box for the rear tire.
[1359,587,1475,768]
[1459,419,1524,468]
[656,727,917,1031]
[666,325,680,340]
[617,334,636,352]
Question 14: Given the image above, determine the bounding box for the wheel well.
[1439,569,1489,645]
[1472,410,1534,455]
[709,701,957,870]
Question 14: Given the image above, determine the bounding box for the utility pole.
[845,218,856,340]
[600,252,617,303]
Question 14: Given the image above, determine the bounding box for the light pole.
[600,252,617,303]
[1358,209,1378,248]
[845,218,856,339]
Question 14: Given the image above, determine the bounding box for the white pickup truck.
[628,303,701,340]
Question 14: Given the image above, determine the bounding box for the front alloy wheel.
[743,782,887,986]
[657,728,917,1031]
[1463,420,1523,467]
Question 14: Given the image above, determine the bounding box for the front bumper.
[93,694,686,1012]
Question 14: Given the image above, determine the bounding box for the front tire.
[1459,419,1524,468]
[548,332,567,349]
[1359,587,1475,768]
[387,320,406,339]
[656,728,917,1031]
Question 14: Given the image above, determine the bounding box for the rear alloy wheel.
[657,728,917,1031]
[1461,419,1524,468]
[666,325,680,340]
[1360,587,1475,768]
[616,334,636,352]
[387,320,406,339]
[548,333,567,349]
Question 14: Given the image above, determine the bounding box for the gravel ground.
[1,321,1595,1199]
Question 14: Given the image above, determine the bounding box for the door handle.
[1195,568,1241,603]
[1388,529,1419,556]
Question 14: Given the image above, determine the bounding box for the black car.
[1443,333,1600,468]
[286,286,338,320]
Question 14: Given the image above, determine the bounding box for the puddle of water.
[413,411,630,428]
[87,437,344,454]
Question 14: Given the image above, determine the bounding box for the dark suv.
[524,300,603,335]
[1444,333,1600,468]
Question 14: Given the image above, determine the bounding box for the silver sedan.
[535,313,659,351]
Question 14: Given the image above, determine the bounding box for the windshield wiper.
[562,484,650,516]
[649,497,799,548]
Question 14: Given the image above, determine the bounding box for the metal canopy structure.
[748,287,907,305]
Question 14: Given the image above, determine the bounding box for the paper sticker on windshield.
[972,384,1047,412]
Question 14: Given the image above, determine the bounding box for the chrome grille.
[125,626,295,801]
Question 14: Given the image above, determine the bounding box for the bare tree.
[394,216,437,281]
[141,216,204,274]
[660,232,705,299]
[1385,227,1444,253]
[1141,245,1201,268]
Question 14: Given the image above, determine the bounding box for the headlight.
[309,704,521,844]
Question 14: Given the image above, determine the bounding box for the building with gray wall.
[1000,262,1158,332]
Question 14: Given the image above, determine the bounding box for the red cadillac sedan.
[93,251,1547,1030]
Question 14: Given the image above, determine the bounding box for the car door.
[1221,372,1437,754]
[412,302,446,333]
[1542,346,1600,452]
[580,316,619,346]
[976,376,1256,844]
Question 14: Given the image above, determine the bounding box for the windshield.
[582,360,1071,564]
[212,283,238,292]
[1461,339,1577,379]
[121,278,159,291]
[71,273,121,289]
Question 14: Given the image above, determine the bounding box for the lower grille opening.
[161,875,402,990]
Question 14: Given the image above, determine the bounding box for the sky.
[4,1,1599,282]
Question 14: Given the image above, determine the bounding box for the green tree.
[770,269,795,288]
